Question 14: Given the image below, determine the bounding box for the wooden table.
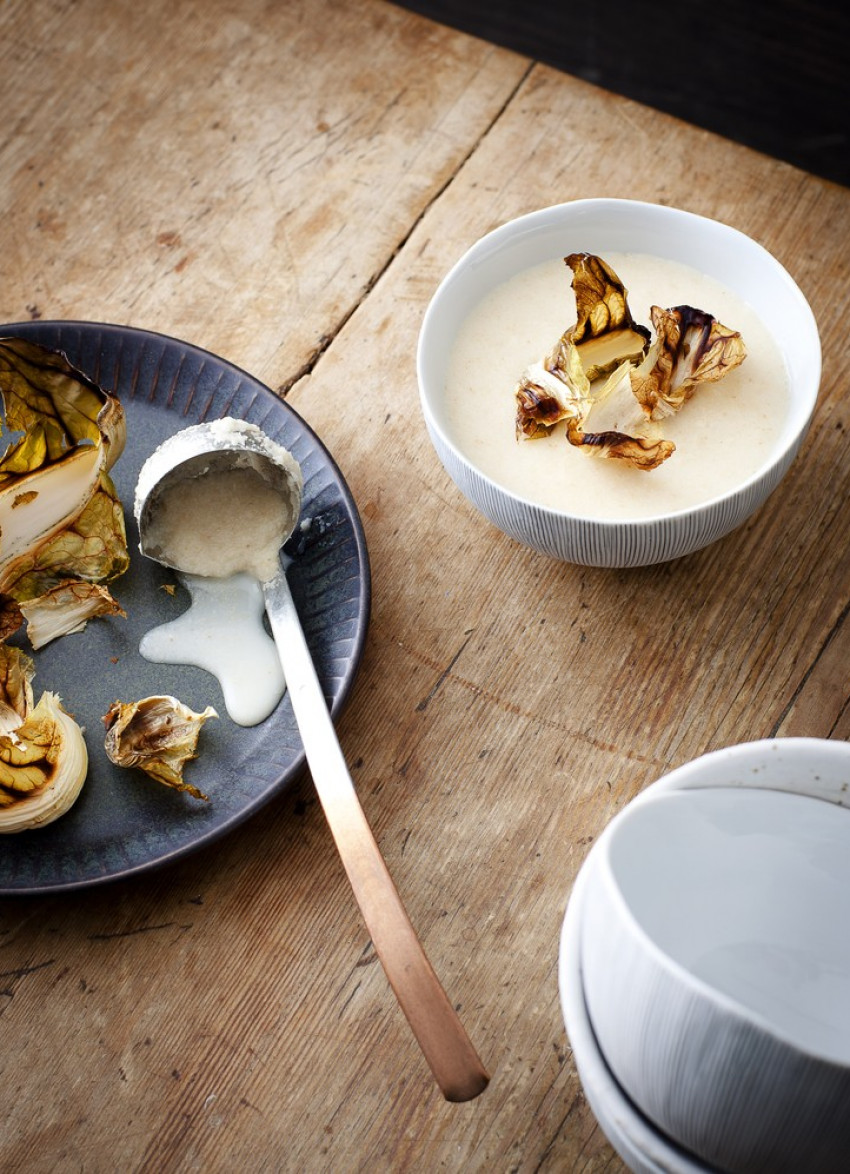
[1,1,848,1169]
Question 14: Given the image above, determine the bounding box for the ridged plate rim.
[0,321,371,894]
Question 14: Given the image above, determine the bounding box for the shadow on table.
[396,0,850,188]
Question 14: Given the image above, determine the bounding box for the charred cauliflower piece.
[514,254,746,471]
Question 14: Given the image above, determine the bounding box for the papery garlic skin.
[103,695,217,801]
[20,582,127,650]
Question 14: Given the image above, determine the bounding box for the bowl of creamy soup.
[417,199,820,566]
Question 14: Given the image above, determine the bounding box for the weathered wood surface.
[1,0,849,1170]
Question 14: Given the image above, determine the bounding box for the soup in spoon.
[135,419,302,727]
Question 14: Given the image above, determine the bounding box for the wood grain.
[1,0,849,1170]
[0,0,527,382]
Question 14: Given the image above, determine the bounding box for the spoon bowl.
[135,417,303,576]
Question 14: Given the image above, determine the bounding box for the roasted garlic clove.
[103,695,217,801]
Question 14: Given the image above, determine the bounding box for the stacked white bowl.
[559,739,850,1173]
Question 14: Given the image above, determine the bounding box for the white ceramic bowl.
[577,738,850,1174]
[559,840,712,1174]
[417,199,820,566]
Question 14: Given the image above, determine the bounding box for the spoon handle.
[263,573,489,1103]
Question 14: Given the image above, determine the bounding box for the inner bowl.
[602,787,850,1063]
[578,738,850,1173]
[417,199,820,566]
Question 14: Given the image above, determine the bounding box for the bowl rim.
[581,737,850,1070]
[417,197,822,531]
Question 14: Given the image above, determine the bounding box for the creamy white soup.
[443,252,789,520]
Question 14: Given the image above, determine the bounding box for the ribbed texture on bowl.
[418,198,820,568]
[579,740,850,1174]
[428,418,802,567]
[582,904,850,1173]
[0,320,371,893]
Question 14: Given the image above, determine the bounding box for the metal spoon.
[135,420,489,1103]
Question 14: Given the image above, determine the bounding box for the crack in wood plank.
[276,62,535,398]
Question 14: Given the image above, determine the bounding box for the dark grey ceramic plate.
[0,322,371,894]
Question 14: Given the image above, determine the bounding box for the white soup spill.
[140,572,285,727]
